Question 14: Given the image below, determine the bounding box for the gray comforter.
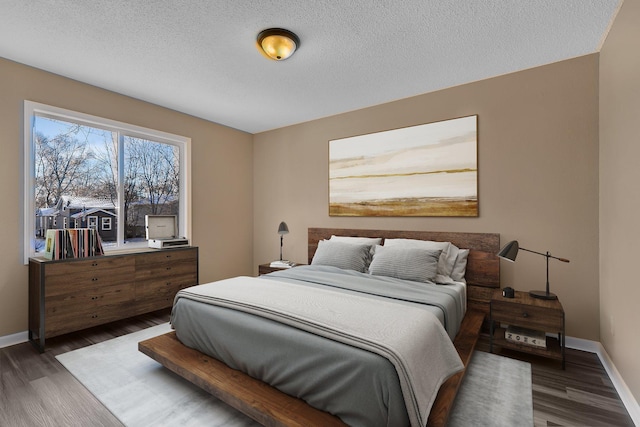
[171,266,464,427]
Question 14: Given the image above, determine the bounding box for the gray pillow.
[311,240,372,272]
[369,246,442,282]
[329,235,381,268]
[383,238,457,278]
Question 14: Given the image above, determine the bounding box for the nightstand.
[258,263,305,275]
[490,289,565,368]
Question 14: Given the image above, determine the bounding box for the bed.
[139,228,500,427]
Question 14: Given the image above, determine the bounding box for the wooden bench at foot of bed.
[138,309,485,427]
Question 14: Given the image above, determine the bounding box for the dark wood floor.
[476,336,635,427]
[0,311,635,427]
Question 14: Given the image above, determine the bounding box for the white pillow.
[369,245,441,283]
[451,248,470,282]
[383,238,457,278]
[329,235,382,246]
[311,240,372,272]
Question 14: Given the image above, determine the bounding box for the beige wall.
[0,58,254,337]
[600,0,640,402]
[254,55,600,341]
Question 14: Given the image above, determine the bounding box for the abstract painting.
[329,115,478,216]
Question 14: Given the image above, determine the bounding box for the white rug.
[56,323,532,427]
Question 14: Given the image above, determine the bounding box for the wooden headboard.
[308,228,500,313]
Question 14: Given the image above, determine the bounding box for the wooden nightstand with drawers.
[490,289,565,368]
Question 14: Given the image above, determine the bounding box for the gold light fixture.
[257,28,299,61]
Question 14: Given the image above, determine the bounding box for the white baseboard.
[566,336,640,426]
[0,330,28,349]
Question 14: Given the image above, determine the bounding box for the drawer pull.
[91,296,98,300]
[522,312,529,318]
[91,314,98,319]
[166,267,172,270]
[166,282,172,286]
[92,277,98,281]
[92,262,98,267]
[166,255,172,258]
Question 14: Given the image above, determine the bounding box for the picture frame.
[329,115,478,217]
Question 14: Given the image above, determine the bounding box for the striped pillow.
[369,245,441,283]
[311,240,372,272]
[383,238,457,278]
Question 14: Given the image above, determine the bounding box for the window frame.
[23,101,192,264]
[102,217,112,231]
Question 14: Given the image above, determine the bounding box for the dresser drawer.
[135,275,195,299]
[44,257,135,296]
[134,283,184,315]
[491,299,563,332]
[135,249,198,281]
[135,248,197,267]
[44,282,135,336]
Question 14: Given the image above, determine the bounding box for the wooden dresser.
[28,246,198,352]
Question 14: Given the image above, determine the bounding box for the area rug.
[56,323,533,427]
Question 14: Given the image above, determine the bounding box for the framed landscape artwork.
[329,115,478,217]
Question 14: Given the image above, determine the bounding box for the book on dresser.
[505,325,547,348]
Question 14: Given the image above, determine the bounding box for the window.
[24,101,191,263]
[88,216,98,229]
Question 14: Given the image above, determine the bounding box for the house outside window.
[23,101,191,263]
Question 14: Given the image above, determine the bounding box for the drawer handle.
[166,282,172,286]
[91,296,98,300]
[166,267,172,270]
[92,277,98,281]
[91,314,98,319]
[522,312,529,318]
[166,255,172,258]
[92,262,98,267]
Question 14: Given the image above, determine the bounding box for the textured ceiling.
[0,1,621,133]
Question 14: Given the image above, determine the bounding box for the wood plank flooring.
[476,336,635,427]
[0,310,635,427]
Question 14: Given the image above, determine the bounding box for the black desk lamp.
[497,240,570,300]
[278,221,289,261]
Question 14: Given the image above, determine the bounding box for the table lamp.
[497,240,570,300]
[278,221,289,261]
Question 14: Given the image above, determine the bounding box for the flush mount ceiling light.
[257,28,300,61]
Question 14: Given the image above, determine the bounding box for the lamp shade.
[497,240,519,262]
[278,221,289,235]
[257,28,299,61]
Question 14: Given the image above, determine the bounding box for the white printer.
[145,215,189,249]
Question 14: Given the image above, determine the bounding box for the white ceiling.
[0,1,621,134]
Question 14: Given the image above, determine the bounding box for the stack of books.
[269,260,296,268]
[505,325,547,348]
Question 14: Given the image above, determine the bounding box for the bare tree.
[34,131,93,208]
[125,137,179,215]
